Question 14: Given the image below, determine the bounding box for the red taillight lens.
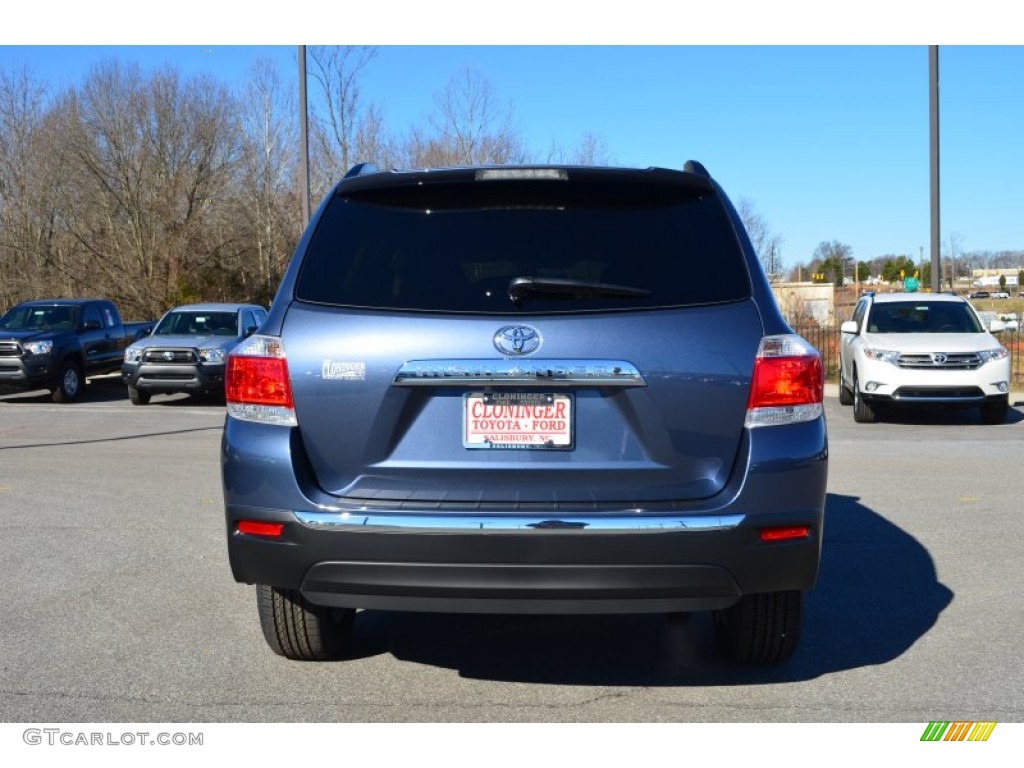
[759,526,811,542]
[226,355,293,408]
[236,520,285,538]
[747,354,824,409]
[745,335,824,428]
[224,335,296,425]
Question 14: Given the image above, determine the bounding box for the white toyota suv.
[839,292,1011,424]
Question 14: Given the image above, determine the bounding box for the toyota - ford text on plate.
[221,162,828,664]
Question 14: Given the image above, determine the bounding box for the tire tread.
[256,584,352,661]
[714,590,803,664]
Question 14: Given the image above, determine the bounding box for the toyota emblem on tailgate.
[494,325,541,356]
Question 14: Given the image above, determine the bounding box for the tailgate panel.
[284,301,762,504]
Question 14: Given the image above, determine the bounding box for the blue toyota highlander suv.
[222,162,828,663]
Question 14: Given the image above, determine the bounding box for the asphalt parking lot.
[1,375,1022,722]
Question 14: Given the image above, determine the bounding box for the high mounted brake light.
[225,335,297,426]
[745,335,824,428]
[475,168,568,181]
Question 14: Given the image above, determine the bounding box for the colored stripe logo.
[921,722,997,741]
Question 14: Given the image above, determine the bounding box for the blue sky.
[3,3,1023,271]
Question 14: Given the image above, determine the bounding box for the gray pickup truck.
[0,298,153,402]
[121,303,267,404]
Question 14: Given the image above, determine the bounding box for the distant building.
[971,268,1019,288]
[771,282,835,326]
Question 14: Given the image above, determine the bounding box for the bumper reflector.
[237,520,285,538]
[759,526,810,542]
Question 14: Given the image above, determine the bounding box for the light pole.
[299,45,311,226]
[929,46,941,293]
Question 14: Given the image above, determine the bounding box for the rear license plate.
[463,392,573,450]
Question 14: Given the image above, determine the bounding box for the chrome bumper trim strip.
[295,510,745,532]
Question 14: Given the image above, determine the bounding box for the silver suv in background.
[221,162,828,664]
[122,303,266,404]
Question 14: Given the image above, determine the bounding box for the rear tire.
[128,385,151,405]
[51,360,83,403]
[256,584,354,661]
[852,370,877,423]
[714,590,803,664]
[980,396,1008,425]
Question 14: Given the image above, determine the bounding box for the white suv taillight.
[745,334,824,428]
[225,335,297,426]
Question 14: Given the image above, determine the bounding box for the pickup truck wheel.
[256,584,354,661]
[128,385,151,405]
[713,590,803,664]
[980,396,1008,425]
[852,370,877,423]
[51,361,83,403]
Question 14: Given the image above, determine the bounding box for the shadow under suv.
[222,162,828,664]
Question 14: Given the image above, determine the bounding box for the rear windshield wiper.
[507,276,651,306]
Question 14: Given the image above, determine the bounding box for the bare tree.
[53,61,241,317]
[402,66,527,167]
[545,131,613,165]
[0,64,65,307]
[943,231,966,288]
[738,198,784,279]
[233,57,301,304]
[0,66,33,305]
[307,46,389,196]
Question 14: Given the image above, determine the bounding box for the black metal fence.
[791,325,1024,388]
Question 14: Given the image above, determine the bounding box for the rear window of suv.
[295,176,751,313]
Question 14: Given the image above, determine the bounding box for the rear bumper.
[303,561,743,614]
[229,513,821,614]
[222,416,828,614]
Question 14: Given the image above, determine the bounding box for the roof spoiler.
[683,160,710,177]
[343,162,378,179]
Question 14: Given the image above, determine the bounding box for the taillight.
[745,334,824,428]
[225,335,297,426]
